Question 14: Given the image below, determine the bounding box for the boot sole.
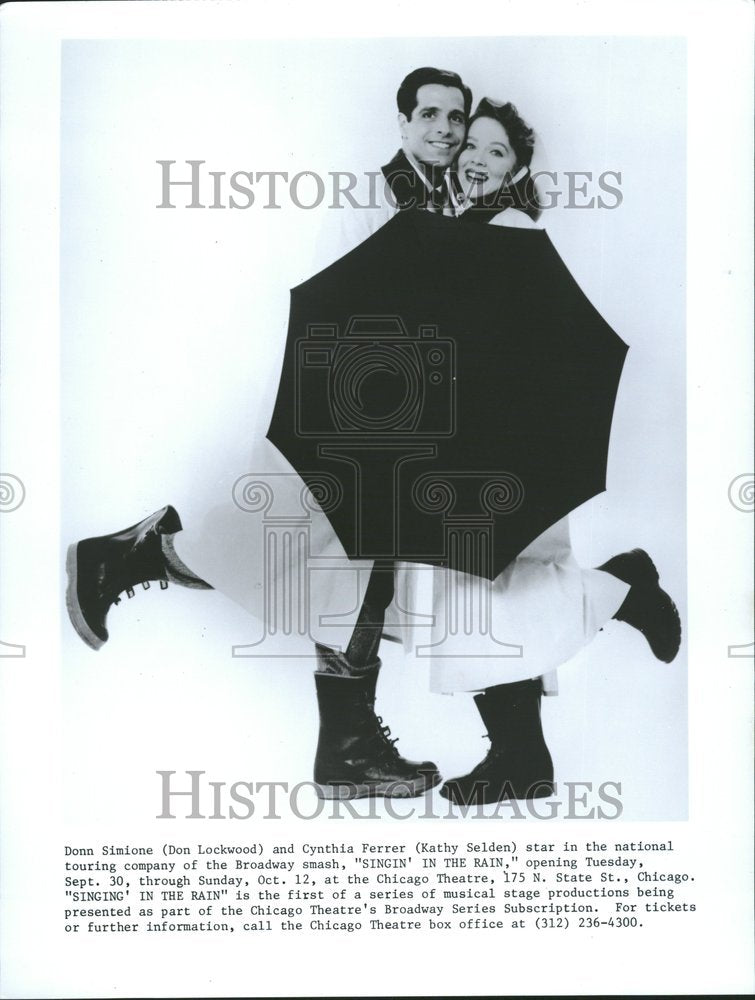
[439,779,555,805]
[315,771,441,800]
[65,543,105,651]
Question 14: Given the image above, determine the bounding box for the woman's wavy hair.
[465,98,541,220]
[469,98,536,169]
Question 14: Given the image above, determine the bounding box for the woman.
[382,98,682,806]
[456,97,542,225]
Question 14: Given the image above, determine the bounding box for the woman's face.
[457,116,519,199]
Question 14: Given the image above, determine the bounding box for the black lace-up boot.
[66,505,182,650]
[598,548,681,662]
[313,665,441,800]
[440,679,554,805]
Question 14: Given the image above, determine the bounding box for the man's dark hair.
[396,67,472,120]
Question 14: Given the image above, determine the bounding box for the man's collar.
[382,148,444,192]
[403,150,438,193]
[381,148,462,215]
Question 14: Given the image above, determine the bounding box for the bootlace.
[113,580,168,606]
[372,714,402,760]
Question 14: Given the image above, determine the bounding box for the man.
[307,67,474,800]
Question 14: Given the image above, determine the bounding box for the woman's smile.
[458,115,519,198]
[463,166,489,185]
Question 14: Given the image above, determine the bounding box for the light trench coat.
[176,179,629,694]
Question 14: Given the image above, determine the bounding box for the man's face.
[398,83,466,168]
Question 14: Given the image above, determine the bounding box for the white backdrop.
[60,35,687,822]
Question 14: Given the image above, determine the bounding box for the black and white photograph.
[0,1,752,997]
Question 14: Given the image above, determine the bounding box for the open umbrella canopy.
[267,209,628,581]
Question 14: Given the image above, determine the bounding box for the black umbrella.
[267,209,628,581]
